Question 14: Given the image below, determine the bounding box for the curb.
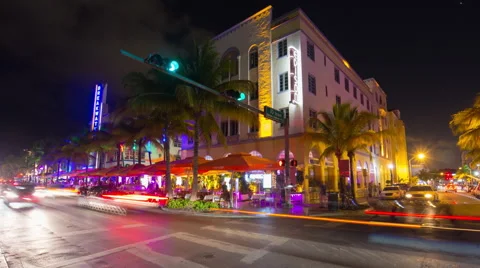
[158,208,260,218]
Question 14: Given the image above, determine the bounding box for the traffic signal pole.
[284,110,291,206]
[121,49,291,206]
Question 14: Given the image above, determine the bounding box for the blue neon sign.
[91,84,103,131]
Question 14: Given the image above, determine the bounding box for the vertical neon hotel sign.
[289,47,299,103]
[91,84,105,131]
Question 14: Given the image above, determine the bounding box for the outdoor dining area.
[44,152,305,207]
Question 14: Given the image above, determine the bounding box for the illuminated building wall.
[212,6,273,139]
[181,7,409,193]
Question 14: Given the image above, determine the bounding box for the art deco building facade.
[180,6,409,195]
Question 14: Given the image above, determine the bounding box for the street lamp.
[388,164,394,185]
[408,153,426,182]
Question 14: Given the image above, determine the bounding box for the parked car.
[380,186,404,200]
[405,185,439,203]
[393,183,409,196]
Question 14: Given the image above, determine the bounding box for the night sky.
[0,1,477,169]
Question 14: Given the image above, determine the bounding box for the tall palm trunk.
[116,144,121,167]
[191,114,201,200]
[347,151,357,202]
[335,152,345,206]
[164,136,173,197]
[137,140,143,164]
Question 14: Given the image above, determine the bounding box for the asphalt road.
[1,193,480,268]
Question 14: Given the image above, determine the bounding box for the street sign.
[264,106,284,123]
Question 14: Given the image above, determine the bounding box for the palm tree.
[122,69,191,197]
[175,40,256,200]
[308,103,379,202]
[450,94,480,165]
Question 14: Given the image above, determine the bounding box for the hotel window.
[279,108,289,127]
[324,55,326,66]
[308,74,316,95]
[325,85,328,97]
[367,99,370,110]
[344,78,350,92]
[375,92,378,103]
[221,121,229,137]
[249,120,259,133]
[379,96,383,105]
[229,120,239,136]
[250,82,258,101]
[307,41,315,61]
[334,68,340,83]
[360,94,364,105]
[278,39,287,58]
[249,48,258,69]
[279,72,288,92]
[336,95,341,105]
[309,109,317,129]
[353,87,358,99]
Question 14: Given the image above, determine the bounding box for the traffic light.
[225,90,246,101]
[278,159,286,167]
[290,159,298,167]
[167,60,179,72]
[144,53,179,72]
[444,172,452,180]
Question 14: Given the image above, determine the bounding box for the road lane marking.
[225,220,275,229]
[11,223,147,243]
[201,225,289,246]
[0,248,8,268]
[173,232,254,255]
[128,245,208,268]
[45,233,176,268]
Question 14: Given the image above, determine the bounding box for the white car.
[380,186,403,200]
[405,185,439,202]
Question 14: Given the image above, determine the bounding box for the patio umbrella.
[83,166,122,177]
[138,157,210,175]
[198,153,279,172]
[63,169,86,177]
[107,164,146,176]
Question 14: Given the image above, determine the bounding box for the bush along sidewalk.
[166,199,219,212]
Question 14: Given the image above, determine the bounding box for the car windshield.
[12,185,35,194]
[409,186,432,191]
[384,187,400,191]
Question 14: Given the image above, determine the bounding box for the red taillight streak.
[102,194,167,202]
[365,210,480,221]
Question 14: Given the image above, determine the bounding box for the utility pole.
[284,109,291,206]
[121,49,291,205]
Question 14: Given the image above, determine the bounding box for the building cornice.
[213,6,272,41]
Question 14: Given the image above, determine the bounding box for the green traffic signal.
[168,60,179,72]
[238,92,246,101]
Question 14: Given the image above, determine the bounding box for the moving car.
[2,184,39,205]
[405,185,439,202]
[380,186,403,200]
[444,183,457,193]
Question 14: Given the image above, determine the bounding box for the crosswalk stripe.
[128,245,207,268]
[45,233,176,268]
[173,232,254,255]
[201,225,289,246]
